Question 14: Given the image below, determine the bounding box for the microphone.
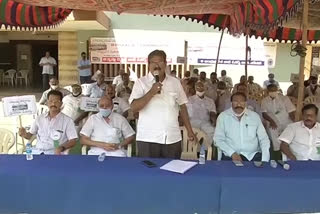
[277,160,290,170]
[154,69,160,94]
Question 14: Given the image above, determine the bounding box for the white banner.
[2,95,37,117]
[90,37,277,67]
[80,97,99,112]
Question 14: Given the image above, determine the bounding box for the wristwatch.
[60,146,66,152]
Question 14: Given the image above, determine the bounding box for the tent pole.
[245,34,249,79]
[295,0,309,121]
[184,40,188,74]
[215,30,224,73]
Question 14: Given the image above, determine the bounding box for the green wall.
[268,43,299,82]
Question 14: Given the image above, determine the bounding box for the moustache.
[235,106,244,110]
[305,119,313,123]
[50,106,57,108]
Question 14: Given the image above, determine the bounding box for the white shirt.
[112,75,123,87]
[187,95,216,123]
[113,97,130,115]
[261,95,296,125]
[39,56,57,75]
[279,121,320,160]
[88,82,105,98]
[62,94,83,121]
[80,112,135,154]
[78,59,91,77]
[205,82,218,101]
[30,112,78,152]
[219,76,233,88]
[129,72,188,144]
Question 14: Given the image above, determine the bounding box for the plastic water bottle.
[270,160,277,168]
[199,145,206,165]
[98,152,106,162]
[26,143,33,161]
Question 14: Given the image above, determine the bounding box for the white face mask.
[51,85,58,90]
[196,91,205,97]
[232,107,246,117]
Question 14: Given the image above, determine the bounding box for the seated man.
[261,84,295,157]
[19,90,78,155]
[247,76,262,96]
[88,73,106,98]
[39,77,70,105]
[187,81,216,144]
[105,84,130,118]
[61,84,88,128]
[116,72,134,103]
[205,72,218,101]
[214,92,270,162]
[305,74,320,97]
[216,81,231,114]
[279,104,320,160]
[232,75,247,94]
[80,96,135,157]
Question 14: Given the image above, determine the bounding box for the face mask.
[51,85,58,90]
[217,89,225,94]
[269,92,278,98]
[311,82,317,87]
[196,91,205,97]
[232,107,246,117]
[98,108,112,118]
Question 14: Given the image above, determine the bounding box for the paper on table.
[160,160,198,174]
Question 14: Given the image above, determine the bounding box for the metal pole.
[184,40,188,75]
[245,35,249,79]
[295,0,309,121]
[215,30,224,73]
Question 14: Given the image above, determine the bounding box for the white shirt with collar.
[39,87,70,105]
[187,95,216,123]
[39,56,56,75]
[61,94,84,121]
[112,97,130,115]
[129,72,188,144]
[80,112,135,156]
[30,112,78,153]
[305,85,320,97]
[279,121,320,160]
[219,76,233,88]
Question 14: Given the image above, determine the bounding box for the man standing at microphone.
[129,50,197,158]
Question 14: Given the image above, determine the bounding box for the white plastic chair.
[180,126,213,161]
[304,96,320,105]
[81,144,132,157]
[0,128,15,154]
[81,83,91,96]
[15,70,30,86]
[3,69,16,86]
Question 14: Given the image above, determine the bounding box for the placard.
[2,95,37,117]
[80,97,99,112]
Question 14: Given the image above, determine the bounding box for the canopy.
[0,0,72,29]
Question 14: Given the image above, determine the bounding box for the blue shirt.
[214,108,270,161]
[78,59,91,77]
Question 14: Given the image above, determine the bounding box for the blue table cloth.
[0,155,320,214]
[0,155,220,214]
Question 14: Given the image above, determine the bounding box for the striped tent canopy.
[0,0,72,30]
[10,0,303,34]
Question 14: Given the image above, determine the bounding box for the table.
[0,155,320,214]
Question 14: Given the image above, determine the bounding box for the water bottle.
[199,145,206,165]
[270,160,277,168]
[26,143,33,161]
[98,152,106,162]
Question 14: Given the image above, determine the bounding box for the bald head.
[98,96,113,109]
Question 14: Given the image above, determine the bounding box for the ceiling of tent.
[3,0,320,42]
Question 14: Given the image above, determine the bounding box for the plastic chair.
[81,144,132,157]
[3,69,16,86]
[180,126,213,161]
[0,128,15,154]
[15,70,29,86]
[81,83,92,96]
